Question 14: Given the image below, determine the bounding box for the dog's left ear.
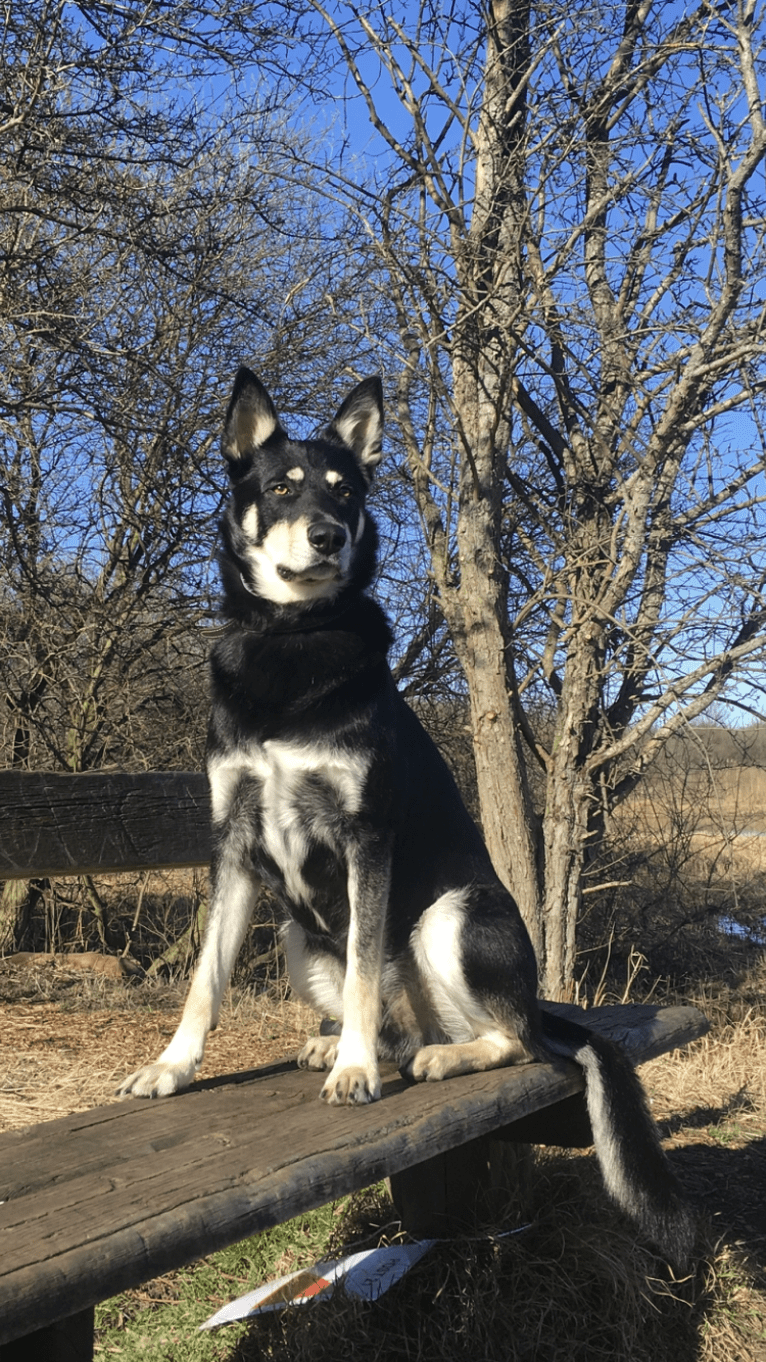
[222,367,285,479]
[325,377,384,479]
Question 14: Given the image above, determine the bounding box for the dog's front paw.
[116,1059,197,1099]
[320,1063,381,1106]
[298,1035,339,1071]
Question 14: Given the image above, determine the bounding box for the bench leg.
[388,1135,533,1238]
[0,1309,94,1362]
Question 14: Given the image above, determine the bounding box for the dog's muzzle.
[307,520,347,557]
[277,562,339,583]
[274,519,348,582]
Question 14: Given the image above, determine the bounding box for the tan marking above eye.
[325,470,354,497]
[286,467,305,482]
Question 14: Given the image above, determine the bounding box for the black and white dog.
[119,368,694,1266]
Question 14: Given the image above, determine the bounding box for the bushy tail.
[540,1009,696,1270]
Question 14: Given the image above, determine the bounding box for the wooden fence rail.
[0,771,210,879]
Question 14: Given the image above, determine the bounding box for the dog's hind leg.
[117,846,259,1099]
[284,922,346,1073]
[404,887,539,1082]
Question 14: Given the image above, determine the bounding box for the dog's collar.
[260,606,355,636]
[203,592,356,640]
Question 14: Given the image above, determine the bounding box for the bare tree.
[0,0,381,767]
[286,0,766,994]
[0,0,383,948]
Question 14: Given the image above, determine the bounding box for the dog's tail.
[540,1008,695,1270]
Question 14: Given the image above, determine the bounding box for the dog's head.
[219,368,384,608]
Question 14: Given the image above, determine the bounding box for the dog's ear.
[222,368,284,478]
[325,377,384,479]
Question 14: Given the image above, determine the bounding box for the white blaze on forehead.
[286,467,305,482]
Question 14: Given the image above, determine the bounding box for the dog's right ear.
[222,368,284,479]
[325,376,384,480]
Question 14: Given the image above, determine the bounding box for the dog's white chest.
[208,741,370,913]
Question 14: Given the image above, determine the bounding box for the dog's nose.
[308,521,346,556]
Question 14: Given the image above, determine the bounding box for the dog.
[119,367,695,1267]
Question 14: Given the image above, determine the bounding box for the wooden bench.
[0,773,709,1360]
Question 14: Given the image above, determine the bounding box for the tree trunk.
[0,880,30,955]
[541,764,591,999]
[540,534,607,996]
[449,504,543,961]
[446,0,542,954]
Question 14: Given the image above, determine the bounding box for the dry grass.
[644,1005,766,1122]
[689,832,766,877]
[0,963,316,1133]
[617,769,766,876]
[234,1163,764,1362]
[623,766,766,834]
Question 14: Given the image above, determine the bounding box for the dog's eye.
[337,483,354,499]
[271,483,291,496]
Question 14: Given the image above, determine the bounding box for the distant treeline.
[657,725,766,771]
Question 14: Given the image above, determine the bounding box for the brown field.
[608,770,766,963]
[621,765,766,845]
[0,964,316,1133]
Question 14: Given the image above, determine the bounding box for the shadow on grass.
[659,1085,757,1137]
[671,1133,766,1277]
[223,1145,765,1362]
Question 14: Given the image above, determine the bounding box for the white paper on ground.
[200,1240,437,1330]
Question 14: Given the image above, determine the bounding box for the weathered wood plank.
[388,1002,709,1232]
[388,1133,535,1237]
[0,772,210,879]
[0,1003,708,1346]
